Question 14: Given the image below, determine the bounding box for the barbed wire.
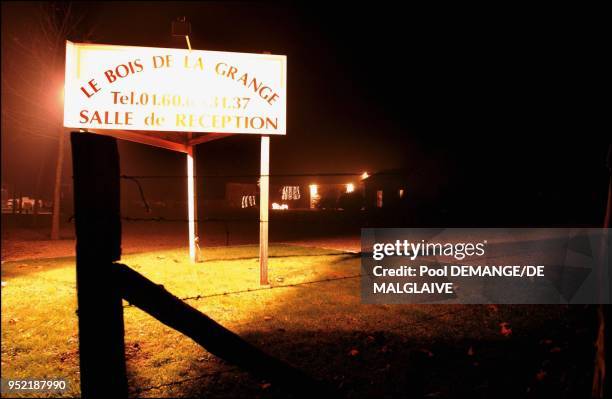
[121,216,257,223]
[120,172,372,179]
[114,171,373,219]
[70,213,365,224]
[122,175,151,213]
[122,273,362,309]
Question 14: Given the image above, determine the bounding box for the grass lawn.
[1,244,596,398]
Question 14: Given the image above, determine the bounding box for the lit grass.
[1,244,356,397]
[1,244,578,397]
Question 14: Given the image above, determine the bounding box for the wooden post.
[187,145,198,262]
[51,129,65,239]
[11,185,16,214]
[259,136,270,285]
[592,145,611,398]
[115,263,332,396]
[71,132,127,398]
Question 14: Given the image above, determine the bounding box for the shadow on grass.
[136,306,597,398]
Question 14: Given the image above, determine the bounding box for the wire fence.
[5,170,414,226]
[57,172,403,245]
[121,271,362,310]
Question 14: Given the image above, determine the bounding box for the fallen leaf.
[536,369,547,381]
[261,382,272,389]
[263,316,272,321]
[550,347,562,353]
[348,348,359,356]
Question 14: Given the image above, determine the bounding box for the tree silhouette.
[1,2,94,237]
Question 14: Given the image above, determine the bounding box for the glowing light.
[361,171,369,180]
[187,149,196,261]
[281,186,300,200]
[309,184,319,209]
[346,183,355,193]
[309,184,318,196]
[399,188,404,198]
[272,203,289,210]
[241,195,256,208]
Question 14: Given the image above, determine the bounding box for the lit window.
[376,190,383,208]
[241,195,256,208]
[281,186,301,200]
[309,184,319,209]
[309,184,318,196]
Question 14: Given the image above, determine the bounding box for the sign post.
[64,41,286,135]
[260,136,270,285]
[64,41,285,275]
[187,144,198,262]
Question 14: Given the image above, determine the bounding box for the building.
[363,169,411,210]
[225,181,364,211]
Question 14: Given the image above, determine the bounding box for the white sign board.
[64,41,286,135]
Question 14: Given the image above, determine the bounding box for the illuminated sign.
[63,41,286,134]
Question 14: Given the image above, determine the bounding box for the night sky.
[1,2,608,224]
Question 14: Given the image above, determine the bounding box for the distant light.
[399,188,405,198]
[309,184,319,209]
[281,186,301,200]
[361,172,369,180]
[346,183,355,193]
[376,190,383,208]
[241,195,256,208]
[272,203,288,210]
[309,184,318,196]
